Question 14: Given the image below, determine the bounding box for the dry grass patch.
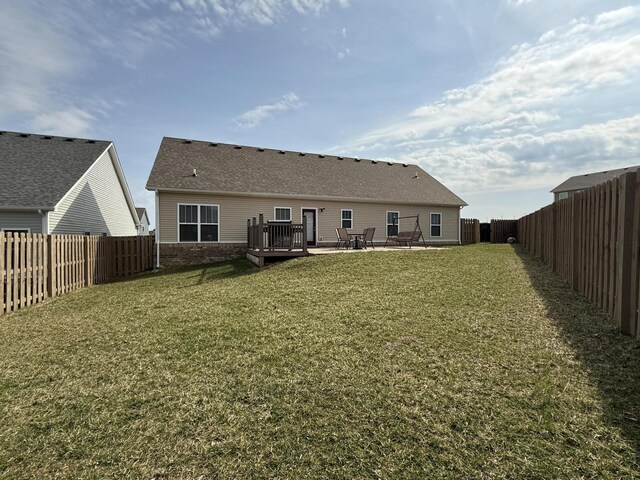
[0,245,639,478]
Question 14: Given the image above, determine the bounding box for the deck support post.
[258,214,264,254]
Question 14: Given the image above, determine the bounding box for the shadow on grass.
[513,245,640,463]
[111,258,260,286]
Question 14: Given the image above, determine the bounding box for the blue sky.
[1,0,639,225]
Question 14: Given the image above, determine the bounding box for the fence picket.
[0,234,154,316]
[518,173,640,339]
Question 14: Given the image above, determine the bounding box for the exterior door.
[302,209,316,247]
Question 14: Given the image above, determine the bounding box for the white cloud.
[169,0,349,31]
[400,115,640,195]
[336,47,350,60]
[234,92,304,128]
[30,108,96,137]
[336,6,640,195]
[0,3,77,118]
[506,0,536,6]
[344,6,640,148]
[0,0,348,135]
[169,1,183,12]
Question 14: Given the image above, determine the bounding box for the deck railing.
[247,214,307,254]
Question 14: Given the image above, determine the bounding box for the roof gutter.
[0,206,55,212]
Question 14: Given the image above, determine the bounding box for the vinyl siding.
[48,148,137,236]
[138,216,150,235]
[158,192,460,244]
[0,211,43,233]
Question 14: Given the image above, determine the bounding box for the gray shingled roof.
[135,207,147,222]
[0,130,111,209]
[146,137,467,206]
[552,165,640,193]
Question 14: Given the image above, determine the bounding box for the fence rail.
[1,233,154,315]
[518,171,640,339]
[460,218,480,244]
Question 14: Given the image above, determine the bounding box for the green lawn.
[1,245,639,478]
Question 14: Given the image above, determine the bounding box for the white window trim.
[177,203,220,243]
[430,212,442,238]
[386,211,399,236]
[273,206,292,222]
[1,227,31,233]
[341,209,353,229]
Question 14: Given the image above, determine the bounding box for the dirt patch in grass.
[0,245,639,478]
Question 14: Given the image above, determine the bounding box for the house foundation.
[158,243,246,267]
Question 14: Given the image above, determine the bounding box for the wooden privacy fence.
[1,233,154,315]
[518,171,640,339]
[460,218,480,244]
[490,220,518,243]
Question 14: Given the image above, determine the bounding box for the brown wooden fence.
[460,218,480,244]
[1,233,154,315]
[490,219,518,243]
[518,171,640,339]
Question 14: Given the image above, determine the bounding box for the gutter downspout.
[155,190,160,269]
[38,209,49,234]
[458,206,462,245]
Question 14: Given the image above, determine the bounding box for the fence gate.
[480,223,491,242]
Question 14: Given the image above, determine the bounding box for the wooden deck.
[246,214,309,267]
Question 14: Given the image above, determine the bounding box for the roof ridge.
[0,129,110,143]
[161,136,418,167]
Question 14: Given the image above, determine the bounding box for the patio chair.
[335,227,351,249]
[362,227,375,249]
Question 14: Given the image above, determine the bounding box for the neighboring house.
[552,165,640,202]
[146,137,467,267]
[0,131,139,236]
[136,207,151,235]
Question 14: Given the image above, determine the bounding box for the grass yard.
[1,244,639,478]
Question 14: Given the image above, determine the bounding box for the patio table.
[347,232,364,249]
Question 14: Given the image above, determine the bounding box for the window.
[558,192,569,200]
[1,228,30,234]
[341,209,353,229]
[178,204,219,242]
[273,207,291,222]
[386,211,399,237]
[430,213,442,237]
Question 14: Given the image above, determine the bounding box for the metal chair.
[335,228,351,249]
[362,227,375,249]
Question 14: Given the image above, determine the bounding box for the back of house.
[0,131,139,236]
[147,136,467,267]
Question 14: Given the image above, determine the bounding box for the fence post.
[571,194,581,291]
[258,214,264,253]
[47,235,56,298]
[302,221,308,254]
[84,236,90,287]
[615,171,636,334]
[0,233,4,314]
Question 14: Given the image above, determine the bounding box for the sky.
[1,0,639,225]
